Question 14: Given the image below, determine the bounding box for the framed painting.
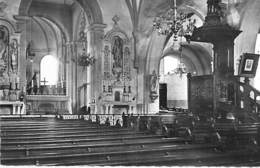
[238,53,259,78]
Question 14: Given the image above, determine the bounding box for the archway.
[24,16,67,95]
[159,56,190,110]
[157,42,212,112]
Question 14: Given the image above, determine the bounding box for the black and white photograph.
[245,59,254,71]
[1,0,260,167]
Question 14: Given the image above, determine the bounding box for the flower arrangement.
[78,50,95,67]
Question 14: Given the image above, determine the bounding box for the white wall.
[160,74,188,109]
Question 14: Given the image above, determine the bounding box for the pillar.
[88,23,106,114]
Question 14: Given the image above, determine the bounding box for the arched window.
[40,55,59,85]
[161,56,179,75]
[254,33,260,90]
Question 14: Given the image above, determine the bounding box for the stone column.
[105,104,109,114]
[14,16,29,97]
[66,42,74,114]
[88,23,106,114]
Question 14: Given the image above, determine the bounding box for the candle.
[12,82,16,90]
[16,77,20,83]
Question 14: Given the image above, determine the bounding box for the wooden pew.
[2,116,260,166]
[1,143,216,165]
[214,121,260,150]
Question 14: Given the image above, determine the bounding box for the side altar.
[97,16,137,114]
[0,20,24,115]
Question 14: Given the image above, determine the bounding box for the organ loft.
[1,0,260,166]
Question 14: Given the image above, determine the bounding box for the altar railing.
[26,85,66,96]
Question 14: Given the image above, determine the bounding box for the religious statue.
[103,45,110,79]
[123,47,131,79]
[0,27,7,76]
[10,39,18,73]
[112,36,123,81]
[150,70,158,93]
[104,45,110,59]
[150,70,159,102]
[32,72,39,94]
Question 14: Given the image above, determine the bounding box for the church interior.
[1,0,260,166]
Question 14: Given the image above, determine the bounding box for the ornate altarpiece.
[0,20,23,114]
[100,16,136,114]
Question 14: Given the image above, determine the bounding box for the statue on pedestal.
[10,39,18,73]
[112,36,123,81]
[0,26,8,78]
[150,70,158,93]
[150,70,159,102]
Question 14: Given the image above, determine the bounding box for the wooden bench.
[214,122,260,149]
[2,116,260,166]
[1,143,216,165]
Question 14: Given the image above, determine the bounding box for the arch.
[74,10,86,41]
[75,0,103,24]
[160,53,198,75]
[144,28,212,113]
[104,26,130,43]
[181,5,205,21]
[19,0,103,24]
[19,0,103,42]
[0,18,17,34]
[161,44,212,75]
[40,17,64,58]
[18,0,33,16]
[29,14,70,42]
[31,17,50,50]
[40,17,59,51]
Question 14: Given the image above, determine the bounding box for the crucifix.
[40,78,48,95]
[41,78,48,86]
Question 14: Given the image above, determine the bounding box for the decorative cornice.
[31,48,55,53]
[88,23,107,32]
[104,26,130,43]
[13,15,30,21]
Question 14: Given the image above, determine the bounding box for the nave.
[1,114,260,166]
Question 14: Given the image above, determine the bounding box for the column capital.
[87,23,107,33]
[13,15,31,21]
[65,41,81,45]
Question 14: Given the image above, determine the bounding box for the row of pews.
[1,115,260,166]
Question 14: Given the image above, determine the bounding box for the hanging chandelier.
[153,0,195,77]
[174,46,187,77]
[153,0,196,42]
[78,48,95,67]
[77,13,95,68]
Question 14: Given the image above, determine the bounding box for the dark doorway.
[114,91,120,101]
[159,83,167,109]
